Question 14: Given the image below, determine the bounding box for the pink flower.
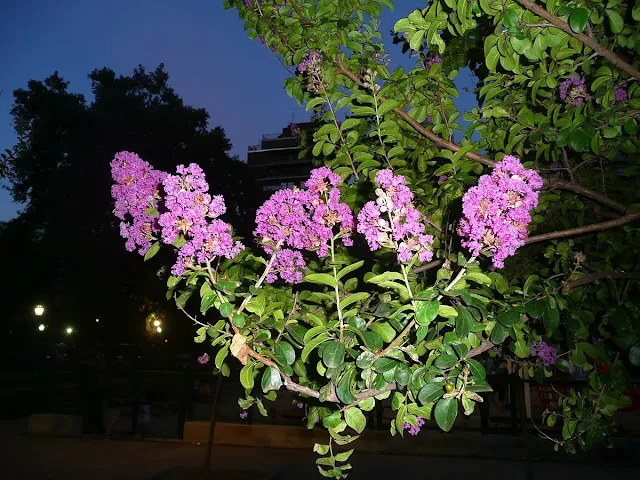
[457,155,542,268]
[254,167,354,277]
[198,353,210,365]
[357,170,434,264]
[296,402,304,409]
[110,151,168,255]
[559,76,590,106]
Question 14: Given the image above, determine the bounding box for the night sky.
[0,0,477,221]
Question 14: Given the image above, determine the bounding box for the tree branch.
[546,179,625,213]
[565,271,640,290]
[515,0,640,79]
[525,212,640,245]
[334,58,628,213]
[412,259,443,274]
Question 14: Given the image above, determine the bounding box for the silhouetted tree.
[0,64,259,345]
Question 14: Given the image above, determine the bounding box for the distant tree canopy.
[0,64,259,344]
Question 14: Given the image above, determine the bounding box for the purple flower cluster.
[158,164,244,275]
[457,156,542,268]
[298,50,322,73]
[290,123,299,136]
[296,402,304,409]
[403,416,425,435]
[111,152,167,255]
[424,56,442,70]
[559,76,590,106]
[254,167,354,283]
[614,86,628,103]
[198,353,210,365]
[298,51,325,93]
[438,175,448,183]
[267,248,306,284]
[357,170,434,264]
[239,410,248,419]
[530,340,558,366]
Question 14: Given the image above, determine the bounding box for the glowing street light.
[153,320,161,327]
[156,327,163,333]
[65,327,74,335]
[95,318,100,323]
[38,324,46,332]
[34,305,45,316]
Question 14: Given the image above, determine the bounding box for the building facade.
[247,122,315,193]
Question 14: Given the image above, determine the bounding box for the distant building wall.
[247,122,315,192]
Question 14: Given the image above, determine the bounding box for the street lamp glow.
[95,318,100,323]
[34,305,45,316]
[38,324,46,332]
[153,320,161,327]
[156,327,162,333]
[65,327,74,335]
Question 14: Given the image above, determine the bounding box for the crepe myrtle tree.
[112,0,640,476]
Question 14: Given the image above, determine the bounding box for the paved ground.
[2,427,640,480]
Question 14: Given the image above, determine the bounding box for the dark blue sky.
[0,0,476,221]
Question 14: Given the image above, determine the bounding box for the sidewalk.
[2,426,639,480]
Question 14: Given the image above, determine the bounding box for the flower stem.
[330,236,345,343]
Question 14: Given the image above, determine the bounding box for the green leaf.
[373,357,397,373]
[219,302,233,318]
[301,333,330,361]
[466,358,486,379]
[323,410,342,429]
[497,309,521,327]
[370,322,397,343]
[569,9,589,34]
[434,398,458,432]
[200,292,216,314]
[543,298,560,331]
[322,341,346,368]
[232,314,245,328]
[569,129,590,153]
[334,449,354,462]
[344,407,366,434]
[337,260,364,280]
[438,305,458,318]
[305,273,338,288]
[359,397,375,412]
[275,342,296,366]
[502,8,519,28]
[339,292,370,310]
[515,340,530,358]
[629,345,640,366]
[491,322,507,344]
[143,242,160,261]
[409,30,425,50]
[606,9,623,33]
[435,354,458,369]
[337,366,357,404]
[418,381,445,405]
[240,363,255,390]
[261,366,283,393]
[215,344,229,369]
[416,299,439,326]
[456,306,474,339]
[378,99,400,117]
[313,443,330,455]
[485,46,499,73]
[466,272,491,286]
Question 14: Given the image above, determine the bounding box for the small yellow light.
[66,327,74,335]
[34,305,45,316]
[164,339,168,343]
[95,318,100,323]
[153,320,161,327]
[156,327,162,333]
[38,324,46,332]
